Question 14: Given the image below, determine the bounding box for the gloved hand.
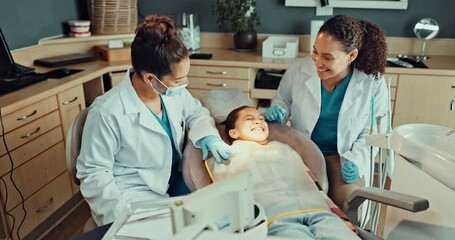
[263,105,287,123]
[341,160,359,184]
[200,135,233,164]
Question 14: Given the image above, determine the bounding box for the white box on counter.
[262,36,299,58]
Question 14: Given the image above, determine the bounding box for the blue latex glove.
[200,135,233,164]
[263,105,287,123]
[341,160,359,184]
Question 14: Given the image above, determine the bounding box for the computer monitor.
[0,26,35,79]
[0,27,15,77]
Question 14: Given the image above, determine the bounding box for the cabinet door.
[7,172,72,239]
[57,85,86,141]
[393,74,455,128]
[109,71,126,88]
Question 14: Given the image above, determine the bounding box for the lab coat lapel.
[305,75,322,105]
[138,106,168,136]
[339,69,366,116]
[119,73,167,136]
[301,63,321,106]
[161,96,182,142]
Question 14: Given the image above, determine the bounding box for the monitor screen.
[0,27,15,76]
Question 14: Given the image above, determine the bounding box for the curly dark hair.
[131,14,189,79]
[319,15,388,79]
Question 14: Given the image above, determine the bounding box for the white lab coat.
[76,70,219,225]
[272,57,389,186]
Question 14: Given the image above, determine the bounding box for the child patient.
[206,106,360,239]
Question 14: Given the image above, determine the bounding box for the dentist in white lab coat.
[264,15,389,208]
[76,15,232,225]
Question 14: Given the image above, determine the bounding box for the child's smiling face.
[228,107,269,143]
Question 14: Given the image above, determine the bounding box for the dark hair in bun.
[132,14,188,78]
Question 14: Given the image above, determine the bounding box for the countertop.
[1,47,455,115]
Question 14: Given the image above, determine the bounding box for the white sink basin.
[391,123,455,190]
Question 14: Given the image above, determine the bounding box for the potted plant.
[212,0,261,51]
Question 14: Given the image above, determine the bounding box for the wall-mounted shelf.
[285,0,408,10]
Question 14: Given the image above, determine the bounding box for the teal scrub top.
[311,67,353,156]
[150,98,179,166]
[149,96,189,196]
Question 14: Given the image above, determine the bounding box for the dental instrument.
[360,95,375,229]
[364,77,396,234]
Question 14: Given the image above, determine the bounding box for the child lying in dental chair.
[205,106,360,239]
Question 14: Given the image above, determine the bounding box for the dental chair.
[65,107,98,232]
[182,89,430,240]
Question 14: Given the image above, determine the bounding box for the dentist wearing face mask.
[264,15,389,209]
[76,14,232,226]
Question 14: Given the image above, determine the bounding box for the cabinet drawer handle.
[20,127,41,139]
[35,197,54,213]
[62,96,78,105]
[451,86,455,88]
[16,110,37,121]
[450,99,455,111]
[206,83,227,87]
[206,70,227,75]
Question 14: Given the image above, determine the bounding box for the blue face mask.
[150,76,188,97]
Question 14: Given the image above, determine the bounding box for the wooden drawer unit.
[0,102,67,239]
[7,172,72,239]
[57,85,86,140]
[188,65,253,99]
[0,96,58,134]
[188,77,249,91]
[0,111,61,156]
[0,142,66,212]
[0,127,63,177]
[189,65,251,79]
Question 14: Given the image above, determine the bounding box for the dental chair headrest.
[200,89,252,124]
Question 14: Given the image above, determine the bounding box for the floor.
[40,201,91,240]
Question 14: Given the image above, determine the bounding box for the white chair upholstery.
[65,108,97,232]
[183,89,329,193]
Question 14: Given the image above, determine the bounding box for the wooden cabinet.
[82,76,105,106]
[57,85,86,195]
[0,96,73,239]
[393,74,455,128]
[57,85,86,141]
[187,65,255,99]
[384,73,399,124]
[109,71,127,88]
